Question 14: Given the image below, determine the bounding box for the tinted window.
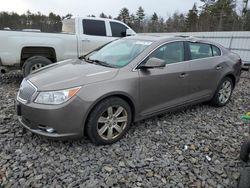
[110,22,128,37]
[82,19,106,36]
[189,42,212,60]
[212,45,221,56]
[150,42,184,64]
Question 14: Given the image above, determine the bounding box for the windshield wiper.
[79,55,86,60]
[88,59,115,68]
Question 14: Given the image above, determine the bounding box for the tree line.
[0,0,249,33]
[0,11,62,32]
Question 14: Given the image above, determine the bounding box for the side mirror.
[126,29,135,36]
[139,57,166,69]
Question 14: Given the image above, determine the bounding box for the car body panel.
[16,96,86,138]
[138,61,190,116]
[28,59,119,91]
[188,56,226,100]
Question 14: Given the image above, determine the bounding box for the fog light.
[46,128,55,133]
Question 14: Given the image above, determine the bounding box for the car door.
[187,42,224,100]
[79,19,114,55]
[138,41,190,116]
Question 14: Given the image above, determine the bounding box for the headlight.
[34,87,81,105]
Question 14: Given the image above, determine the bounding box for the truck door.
[109,21,129,38]
[79,19,114,56]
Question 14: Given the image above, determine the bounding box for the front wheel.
[210,77,233,107]
[86,97,132,145]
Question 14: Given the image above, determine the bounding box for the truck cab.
[64,17,135,56]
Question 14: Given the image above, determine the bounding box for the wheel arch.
[83,92,136,135]
[224,73,236,88]
[21,46,57,67]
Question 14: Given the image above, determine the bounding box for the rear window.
[82,19,106,36]
[212,45,221,56]
[110,22,128,37]
[62,19,75,33]
[188,42,213,60]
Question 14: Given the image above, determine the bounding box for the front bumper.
[16,96,87,140]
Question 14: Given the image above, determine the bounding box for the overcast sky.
[1,0,202,18]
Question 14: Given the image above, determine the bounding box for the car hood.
[28,59,119,91]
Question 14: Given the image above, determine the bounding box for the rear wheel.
[210,77,233,107]
[86,97,132,145]
[23,56,52,77]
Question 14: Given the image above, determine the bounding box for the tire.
[240,141,250,163]
[23,56,52,77]
[210,77,233,107]
[86,97,132,145]
[238,167,250,188]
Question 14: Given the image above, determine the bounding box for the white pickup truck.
[0,17,135,76]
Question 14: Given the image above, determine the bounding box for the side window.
[110,22,128,37]
[82,19,106,36]
[150,42,184,64]
[189,42,212,60]
[212,45,221,56]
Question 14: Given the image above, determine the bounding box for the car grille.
[17,79,37,103]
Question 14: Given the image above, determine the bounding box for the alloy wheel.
[218,80,232,104]
[97,106,128,140]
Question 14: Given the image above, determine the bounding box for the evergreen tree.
[245,9,250,30]
[99,13,108,18]
[136,6,145,32]
[185,4,198,31]
[117,8,130,24]
[149,12,159,32]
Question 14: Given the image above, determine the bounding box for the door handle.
[179,73,188,79]
[216,66,222,70]
[82,39,90,42]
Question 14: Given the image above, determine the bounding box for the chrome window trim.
[132,39,223,72]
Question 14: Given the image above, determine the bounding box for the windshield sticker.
[135,41,152,46]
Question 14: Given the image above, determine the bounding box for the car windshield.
[87,39,153,68]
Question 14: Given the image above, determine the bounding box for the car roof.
[126,34,224,48]
[126,34,197,42]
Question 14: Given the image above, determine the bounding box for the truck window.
[82,19,106,36]
[62,19,75,33]
[110,22,128,37]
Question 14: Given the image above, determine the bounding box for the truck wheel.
[23,56,52,77]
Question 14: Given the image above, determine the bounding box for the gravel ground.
[0,71,250,188]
